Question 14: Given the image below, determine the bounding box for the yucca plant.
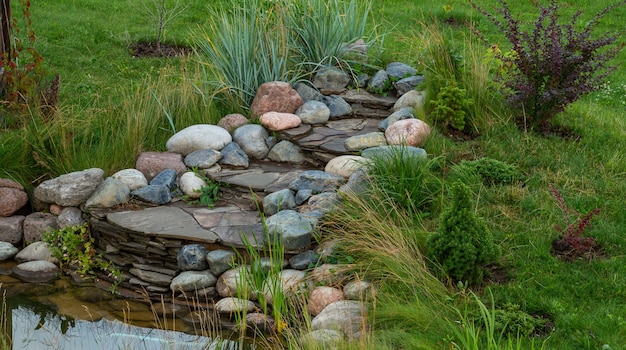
[194,0,295,111]
[281,0,376,75]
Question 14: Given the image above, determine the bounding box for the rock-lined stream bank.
[0,62,430,345]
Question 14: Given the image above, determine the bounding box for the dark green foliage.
[492,304,548,337]
[450,157,523,186]
[469,302,548,338]
[470,0,626,130]
[427,182,498,285]
[432,79,473,131]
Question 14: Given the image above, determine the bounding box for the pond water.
[0,262,256,350]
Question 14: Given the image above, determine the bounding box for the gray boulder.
[267,140,305,164]
[313,67,351,90]
[184,149,223,169]
[131,185,171,205]
[294,82,323,102]
[385,62,417,80]
[311,300,367,336]
[177,244,210,271]
[289,170,345,194]
[15,241,57,263]
[85,177,130,209]
[34,168,104,207]
[366,70,389,93]
[110,169,148,191]
[296,100,331,124]
[13,260,60,283]
[266,210,314,251]
[0,216,25,244]
[23,212,58,243]
[57,207,85,229]
[0,241,18,261]
[206,249,236,276]
[170,270,217,293]
[219,142,249,168]
[322,95,353,119]
[232,124,270,160]
[165,124,232,155]
[262,189,297,216]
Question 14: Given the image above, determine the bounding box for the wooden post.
[0,0,9,60]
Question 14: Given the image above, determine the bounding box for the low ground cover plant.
[41,224,122,292]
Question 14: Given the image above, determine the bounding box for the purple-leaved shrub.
[470,0,626,131]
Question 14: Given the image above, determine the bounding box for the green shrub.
[427,182,498,285]
[450,157,523,186]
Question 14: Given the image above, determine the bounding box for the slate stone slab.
[107,206,219,243]
[194,207,262,228]
[211,224,266,250]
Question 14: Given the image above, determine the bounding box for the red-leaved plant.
[549,185,601,254]
[469,0,626,131]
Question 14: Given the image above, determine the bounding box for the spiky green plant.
[194,0,295,111]
[281,0,376,75]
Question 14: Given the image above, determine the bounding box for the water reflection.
[12,305,237,350]
[0,267,253,350]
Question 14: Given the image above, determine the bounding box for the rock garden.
[0,62,430,343]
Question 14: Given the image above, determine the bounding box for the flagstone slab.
[193,207,262,228]
[107,206,219,243]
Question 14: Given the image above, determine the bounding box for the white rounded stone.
[179,172,208,199]
[165,124,232,156]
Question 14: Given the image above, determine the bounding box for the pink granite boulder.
[384,119,431,147]
[135,152,187,182]
[309,286,345,316]
[250,81,303,118]
[0,179,28,217]
[260,112,302,131]
[217,113,248,133]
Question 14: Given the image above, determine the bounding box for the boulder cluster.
[0,61,431,342]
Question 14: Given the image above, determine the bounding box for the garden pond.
[0,261,254,350]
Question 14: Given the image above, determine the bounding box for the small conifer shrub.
[432,79,474,132]
[470,0,626,131]
[427,182,498,285]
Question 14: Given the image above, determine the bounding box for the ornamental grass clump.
[470,0,626,131]
[427,182,498,286]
